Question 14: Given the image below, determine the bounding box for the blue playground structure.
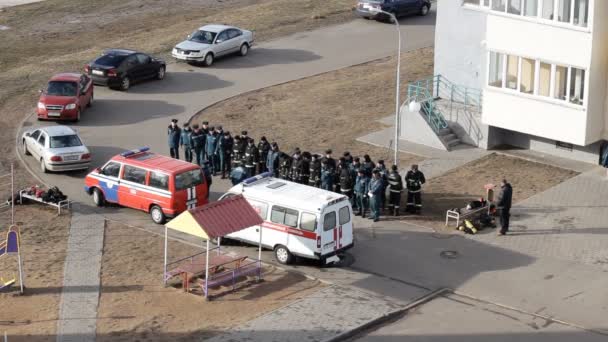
[0,226,24,293]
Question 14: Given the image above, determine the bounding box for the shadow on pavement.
[75,98,185,126]
[125,71,233,94]
[205,48,322,69]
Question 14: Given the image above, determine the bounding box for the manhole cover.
[440,250,460,259]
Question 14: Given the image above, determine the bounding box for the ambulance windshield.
[175,169,203,190]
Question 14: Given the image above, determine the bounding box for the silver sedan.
[22,125,91,173]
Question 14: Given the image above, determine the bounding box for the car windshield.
[188,30,216,44]
[46,81,78,97]
[175,169,204,190]
[94,53,127,67]
[49,134,83,148]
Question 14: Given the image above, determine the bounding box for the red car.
[37,73,94,122]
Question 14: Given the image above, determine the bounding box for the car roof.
[111,151,200,174]
[197,24,236,32]
[229,177,348,213]
[38,125,77,136]
[103,48,138,56]
[49,73,81,82]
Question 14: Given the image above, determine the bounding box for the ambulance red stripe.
[261,221,317,240]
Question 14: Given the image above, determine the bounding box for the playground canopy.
[163,194,264,298]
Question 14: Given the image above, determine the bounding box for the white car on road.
[22,126,91,173]
[172,24,254,66]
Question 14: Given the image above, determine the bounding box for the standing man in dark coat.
[496,179,513,236]
[320,159,334,191]
[206,127,218,175]
[405,164,426,214]
[266,142,281,176]
[354,169,370,217]
[278,152,292,180]
[244,138,259,178]
[291,148,304,183]
[308,154,322,188]
[368,170,383,222]
[167,119,181,159]
[257,136,271,174]
[231,135,244,170]
[339,158,354,203]
[179,122,193,163]
[220,131,233,179]
[387,165,403,216]
[200,121,210,161]
[362,155,375,176]
[190,124,205,166]
[377,160,388,211]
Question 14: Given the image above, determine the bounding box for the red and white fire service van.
[221,173,354,265]
[84,147,208,224]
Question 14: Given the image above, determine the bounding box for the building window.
[538,62,552,97]
[488,52,504,88]
[520,58,535,94]
[573,0,589,27]
[542,0,555,19]
[492,0,506,11]
[505,55,519,90]
[524,0,538,16]
[554,65,568,100]
[569,68,585,105]
[507,0,522,15]
[557,0,571,23]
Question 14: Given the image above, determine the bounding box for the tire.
[150,205,166,224]
[156,66,166,80]
[420,4,430,16]
[120,76,130,91]
[40,159,48,173]
[274,245,294,265]
[203,53,214,67]
[23,140,30,156]
[87,93,93,108]
[239,43,249,57]
[92,188,105,207]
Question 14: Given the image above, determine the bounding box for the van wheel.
[274,245,293,265]
[420,4,430,16]
[23,140,30,156]
[92,188,105,207]
[150,205,166,224]
[40,159,48,173]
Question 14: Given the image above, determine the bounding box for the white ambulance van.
[220,173,354,265]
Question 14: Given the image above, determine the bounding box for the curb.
[322,288,450,342]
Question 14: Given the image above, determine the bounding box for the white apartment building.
[432,0,608,163]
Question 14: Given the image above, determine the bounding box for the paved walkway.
[204,285,411,342]
[56,203,105,342]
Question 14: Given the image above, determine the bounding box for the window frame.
[30,130,41,141]
[323,211,336,232]
[38,133,46,147]
[270,205,299,228]
[148,171,170,190]
[299,212,317,232]
[101,161,122,178]
[122,164,147,185]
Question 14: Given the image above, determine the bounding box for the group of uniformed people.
[168,119,426,221]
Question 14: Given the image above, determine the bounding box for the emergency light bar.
[243,172,272,185]
[121,147,150,157]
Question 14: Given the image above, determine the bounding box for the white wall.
[587,0,608,141]
[434,0,487,89]
[486,15,592,68]
[483,88,588,145]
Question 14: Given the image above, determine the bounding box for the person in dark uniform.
[350,157,362,212]
[308,154,322,188]
[200,121,210,161]
[321,159,334,191]
[230,165,247,185]
[244,138,259,177]
[496,179,513,236]
[339,158,354,202]
[202,161,212,198]
[257,136,271,174]
[206,127,218,175]
[343,151,353,167]
[368,170,383,222]
[334,157,345,193]
[405,164,426,214]
[167,119,181,159]
[300,151,311,186]
[362,154,375,177]
[266,142,280,176]
[377,160,388,211]
[231,135,244,170]
[214,126,225,175]
[240,131,249,152]
[321,149,336,171]
[179,122,193,163]
[387,165,403,216]
[220,131,233,179]
[354,169,370,217]
[278,152,292,180]
[291,148,304,183]
[190,124,205,166]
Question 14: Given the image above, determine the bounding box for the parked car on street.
[355,0,431,20]
[85,49,166,91]
[37,73,93,122]
[172,24,254,66]
[22,126,91,173]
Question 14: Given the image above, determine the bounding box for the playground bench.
[197,259,261,297]
[19,189,71,215]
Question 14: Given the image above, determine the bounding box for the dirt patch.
[406,153,579,231]
[191,49,434,165]
[0,206,70,341]
[97,221,324,341]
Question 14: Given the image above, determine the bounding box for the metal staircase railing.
[407,80,449,132]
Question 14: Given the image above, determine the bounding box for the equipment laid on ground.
[19,185,71,215]
[446,184,496,230]
[0,225,24,294]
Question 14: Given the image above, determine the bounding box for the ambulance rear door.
[320,201,352,256]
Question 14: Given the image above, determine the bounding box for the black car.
[355,0,431,20]
[85,49,166,91]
